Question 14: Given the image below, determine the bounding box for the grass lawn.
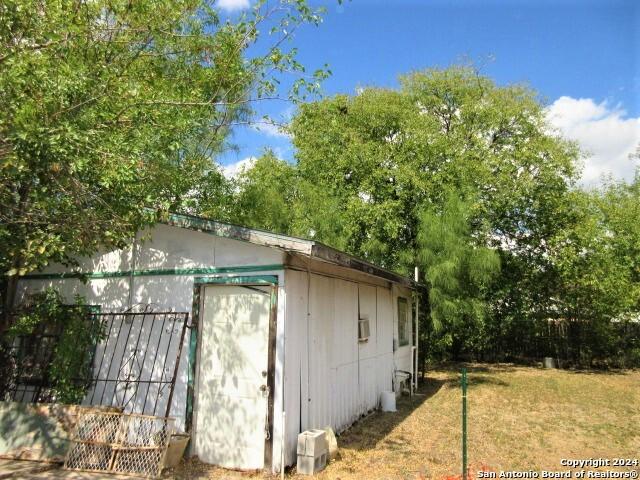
[172,364,640,479]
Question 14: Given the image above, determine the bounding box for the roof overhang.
[165,212,419,289]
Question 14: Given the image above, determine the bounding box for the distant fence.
[424,318,640,368]
[485,319,640,368]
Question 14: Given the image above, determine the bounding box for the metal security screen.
[86,310,190,418]
[0,307,100,403]
[1,308,190,420]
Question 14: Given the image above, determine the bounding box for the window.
[397,297,410,346]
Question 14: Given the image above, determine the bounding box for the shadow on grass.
[336,364,514,453]
[437,362,520,374]
[564,367,633,376]
[338,369,468,454]
[335,376,448,453]
[425,362,511,388]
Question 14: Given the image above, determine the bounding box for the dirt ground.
[166,363,640,480]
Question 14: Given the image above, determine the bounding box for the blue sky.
[218,0,639,185]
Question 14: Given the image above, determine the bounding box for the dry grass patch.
[169,364,640,480]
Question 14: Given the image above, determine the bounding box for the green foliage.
[287,66,578,362]
[223,150,349,249]
[418,193,500,332]
[279,66,638,367]
[549,182,640,323]
[290,66,577,272]
[8,288,103,403]
[229,151,298,233]
[0,0,328,323]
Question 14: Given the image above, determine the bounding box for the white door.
[195,284,272,470]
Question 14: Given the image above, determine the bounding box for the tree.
[289,66,588,363]
[418,193,500,357]
[224,150,349,249]
[227,151,297,233]
[541,175,640,365]
[290,67,577,274]
[0,0,328,327]
[236,67,638,366]
[1,288,102,403]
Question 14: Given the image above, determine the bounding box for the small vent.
[358,315,370,342]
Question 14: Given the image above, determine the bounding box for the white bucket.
[380,391,397,412]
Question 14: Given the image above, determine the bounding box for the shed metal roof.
[165,212,418,288]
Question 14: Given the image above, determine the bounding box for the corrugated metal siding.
[278,270,307,467]
[329,278,359,431]
[358,284,380,414]
[376,287,395,396]
[308,274,333,429]
[280,269,401,468]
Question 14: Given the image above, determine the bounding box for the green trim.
[193,275,278,285]
[22,264,284,281]
[185,286,201,434]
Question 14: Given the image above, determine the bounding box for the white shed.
[16,213,419,473]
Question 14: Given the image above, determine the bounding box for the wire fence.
[422,317,640,369]
[493,319,640,367]
[64,411,174,478]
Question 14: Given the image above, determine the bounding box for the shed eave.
[308,243,417,288]
[164,212,420,288]
[166,212,314,255]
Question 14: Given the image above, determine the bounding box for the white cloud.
[251,122,291,139]
[216,0,250,12]
[546,96,640,186]
[221,156,256,179]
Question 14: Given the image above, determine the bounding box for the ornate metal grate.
[2,307,190,419]
[87,310,190,417]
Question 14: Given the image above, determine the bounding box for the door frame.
[188,275,279,471]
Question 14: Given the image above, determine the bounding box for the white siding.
[15,223,415,472]
[16,224,285,432]
[277,270,307,467]
[277,267,409,469]
[376,287,395,395]
[271,281,288,471]
[358,285,382,414]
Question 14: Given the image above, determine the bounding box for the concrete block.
[296,452,327,475]
[296,429,328,457]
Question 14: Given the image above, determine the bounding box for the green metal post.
[462,368,468,480]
